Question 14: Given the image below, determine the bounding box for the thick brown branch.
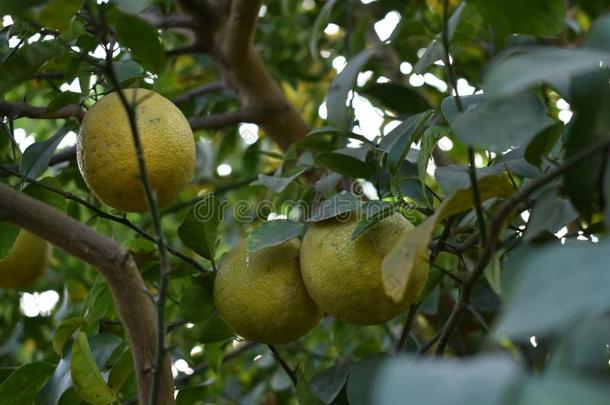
[0,100,84,121]
[0,183,174,405]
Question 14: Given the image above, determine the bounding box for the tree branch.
[0,183,173,405]
[226,0,263,62]
[188,108,259,130]
[172,81,227,104]
[0,100,84,121]
[432,136,610,356]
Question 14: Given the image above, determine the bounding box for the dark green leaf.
[40,0,80,31]
[52,317,84,357]
[199,314,233,344]
[247,220,305,253]
[351,201,396,241]
[107,349,132,394]
[498,240,610,338]
[111,59,145,84]
[484,47,610,97]
[20,127,70,180]
[326,48,377,131]
[45,92,81,114]
[178,194,221,261]
[468,0,564,36]
[180,285,214,323]
[417,126,449,201]
[414,3,466,74]
[524,123,563,166]
[378,111,434,174]
[251,169,306,193]
[23,177,67,212]
[0,41,61,93]
[37,349,72,405]
[0,222,20,260]
[309,360,352,404]
[309,0,340,59]
[0,362,54,405]
[308,192,361,222]
[346,355,387,405]
[109,10,165,73]
[447,93,554,153]
[113,0,153,14]
[523,192,578,241]
[361,83,429,115]
[316,152,372,179]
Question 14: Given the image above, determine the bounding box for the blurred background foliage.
[1,0,610,404]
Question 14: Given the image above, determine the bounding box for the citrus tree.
[1,0,610,404]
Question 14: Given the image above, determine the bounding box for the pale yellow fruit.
[0,230,50,288]
[214,239,322,345]
[77,88,195,212]
[300,213,429,325]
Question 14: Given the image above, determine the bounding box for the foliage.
[1,0,610,404]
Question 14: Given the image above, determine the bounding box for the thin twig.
[99,9,172,399]
[172,81,227,104]
[268,345,297,387]
[432,136,610,356]
[188,107,260,130]
[395,304,419,353]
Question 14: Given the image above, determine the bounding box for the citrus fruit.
[0,230,51,288]
[300,213,429,325]
[214,239,322,344]
[77,88,195,212]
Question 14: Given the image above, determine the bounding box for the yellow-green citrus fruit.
[300,213,429,325]
[0,230,50,288]
[77,88,195,212]
[214,239,322,344]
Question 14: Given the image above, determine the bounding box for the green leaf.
[346,355,387,405]
[251,169,306,193]
[247,220,305,253]
[39,0,81,31]
[45,92,81,114]
[524,123,563,166]
[36,351,72,405]
[0,362,54,405]
[498,240,610,339]
[107,349,133,394]
[484,47,610,97]
[23,177,67,212]
[180,285,214,323]
[316,152,372,179]
[417,126,449,202]
[0,41,61,93]
[309,0,340,59]
[308,192,362,222]
[309,360,352,404]
[70,333,117,404]
[515,374,610,405]
[351,201,397,241]
[468,0,565,36]
[178,194,221,261]
[414,3,466,74]
[111,59,145,84]
[383,175,515,301]
[326,47,377,131]
[370,355,522,405]
[113,0,153,14]
[523,192,578,241]
[199,314,233,344]
[445,93,554,153]
[53,317,84,357]
[109,10,165,74]
[0,222,20,260]
[20,127,70,180]
[378,111,434,174]
[360,82,430,115]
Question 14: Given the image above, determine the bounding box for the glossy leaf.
[252,169,307,193]
[308,192,361,222]
[52,317,84,357]
[0,41,61,93]
[180,285,214,323]
[0,362,54,405]
[316,152,372,179]
[309,360,352,404]
[178,194,221,261]
[0,222,20,260]
[20,127,70,180]
[248,220,305,253]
